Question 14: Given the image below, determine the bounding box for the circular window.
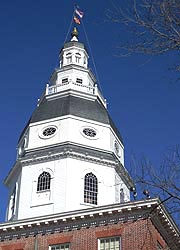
[39,126,57,139]
[83,128,97,138]
[43,127,56,136]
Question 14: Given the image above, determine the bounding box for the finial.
[71,27,78,42]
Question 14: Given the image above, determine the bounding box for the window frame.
[37,171,51,192]
[62,78,68,84]
[98,237,121,250]
[84,172,98,205]
[49,243,70,250]
[39,125,58,139]
[66,53,72,64]
[75,53,81,64]
[80,126,99,140]
[76,78,83,84]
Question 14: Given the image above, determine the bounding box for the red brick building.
[0,199,179,249]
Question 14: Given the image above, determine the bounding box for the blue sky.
[0,1,180,222]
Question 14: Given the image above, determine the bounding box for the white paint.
[13,157,130,220]
[5,36,130,221]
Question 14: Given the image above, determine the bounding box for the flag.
[75,8,84,18]
[74,16,81,25]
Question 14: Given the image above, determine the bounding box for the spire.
[71,27,78,42]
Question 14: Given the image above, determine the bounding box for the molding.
[21,142,133,187]
[5,142,133,189]
[21,143,117,166]
[5,143,133,190]
[0,198,179,249]
[29,114,110,129]
[46,88,96,103]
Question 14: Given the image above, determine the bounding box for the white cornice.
[20,145,117,167]
[0,198,179,248]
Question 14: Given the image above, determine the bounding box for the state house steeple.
[4,27,134,221]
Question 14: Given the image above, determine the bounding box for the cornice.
[0,198,179,249]
[20,142,133,188]
[5,143,133,188]
[21,143,117,166]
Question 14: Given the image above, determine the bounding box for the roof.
[28,95,123,143]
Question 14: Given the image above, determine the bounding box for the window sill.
[80,202,97,207]
[30,202,53,208]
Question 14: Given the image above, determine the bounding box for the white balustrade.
[43,82,106,108]
[47,81,95,95]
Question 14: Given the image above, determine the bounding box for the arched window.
[37,172,51,191]
[66,53,72,64]
[75,52,81,63]
[84,172,98,205]
[120,188,125,203]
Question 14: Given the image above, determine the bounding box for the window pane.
[84,172,98,205]
[67,56,72,64]
[100,237,120,250]
[50,244,70,250]
[37,172,51,191]
[62,78,68,84]
[76,78,83,84]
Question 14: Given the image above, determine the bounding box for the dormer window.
[76,78,83,84]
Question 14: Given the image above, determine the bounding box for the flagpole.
[64,11,75,44]
[73,5,104,95]
[81,20,104,96]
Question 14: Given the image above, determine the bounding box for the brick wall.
[0,218,168,250]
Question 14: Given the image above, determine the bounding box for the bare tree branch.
[131,146,180,227]
[107,0,180,70]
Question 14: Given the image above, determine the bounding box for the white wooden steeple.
[4,28,134,221]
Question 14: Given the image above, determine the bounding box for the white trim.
[98,236,121,250]
[1,198,179,241]
[49,243,70,250]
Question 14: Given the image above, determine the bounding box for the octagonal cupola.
[48,27,98,98]
[59,27,88,69]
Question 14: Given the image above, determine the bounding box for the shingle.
[22,95,123,144]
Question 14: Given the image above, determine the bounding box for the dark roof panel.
[29,95,123,143]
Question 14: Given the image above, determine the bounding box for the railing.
[45,81,107,108]
[46,81,95,95]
